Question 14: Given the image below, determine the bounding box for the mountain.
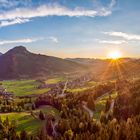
[66,58,132,65]
[0,46,85,79]
[67,58,140,80]
[0,46,139,80]
[93,58,140,80]
[0,52,2,56]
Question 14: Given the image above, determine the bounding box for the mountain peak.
[10,46,27,51]
[6,46,29,55]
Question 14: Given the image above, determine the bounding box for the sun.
[107,51,122,60]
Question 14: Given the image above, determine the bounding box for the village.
[0,83,13,101]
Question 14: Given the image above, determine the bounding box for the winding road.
[82,92,115,118]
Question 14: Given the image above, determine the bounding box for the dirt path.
[57,80,68,98]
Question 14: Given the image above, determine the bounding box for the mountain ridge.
[0,46,139,80]
[0,46,86,79]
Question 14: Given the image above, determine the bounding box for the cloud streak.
[0,0,117,27]
[0,36,58,45]
[99,40,126,45]
[103,31,140,41]
[0,38,41,45]
[0,18,30,27]
[109,0,117,9]
[48,36,59,43]
[0,0,31,9]
[0,4,110,20]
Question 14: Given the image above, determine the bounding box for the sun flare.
[107,51,122,60]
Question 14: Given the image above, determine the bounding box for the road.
[82,103,94,118]
[57,80,68,98]
[110,99,115,110]
[82,92,111,118]
[62,80,68,95]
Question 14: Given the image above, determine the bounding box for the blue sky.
[0,0,140,58]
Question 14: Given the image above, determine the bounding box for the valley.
[0,47,140,139]
[1,72,139,139]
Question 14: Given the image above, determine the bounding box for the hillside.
[0,46,85,79]
[97,59,140,80]
[0,47,139,80]
[67,58,140,80]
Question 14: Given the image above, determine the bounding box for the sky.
[0,0,140,58]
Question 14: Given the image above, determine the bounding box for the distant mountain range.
[67,58,140,80]
[0,52,2,56]
[0,46,139,80]
[0,46,85,79]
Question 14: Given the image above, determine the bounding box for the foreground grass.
[0,105,59,134]
[1,80,50,96]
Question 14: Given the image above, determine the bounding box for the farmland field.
[0,105,59,134]
[1,79,50,96]
[45,77,65,84]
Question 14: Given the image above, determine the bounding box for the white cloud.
[0,4,110,20]
[0,0,31,9]
[0,38,41,45]
[0,36,59,45]
[103,31,140,41]
[0,0,118,27]
[0,0,117,27]
[99,40,126,45]
[109,0,117,9]
[48,36,59,43]
[0,18,30,27]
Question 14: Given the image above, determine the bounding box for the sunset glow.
[107,51,122,59]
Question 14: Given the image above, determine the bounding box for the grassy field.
[67,80,97,93]
[0,105,59,134]
[67,87,90,93]
[45,77,65,84]
[0,112,41,134]
[1,80,50,96]
[86,81,98,86]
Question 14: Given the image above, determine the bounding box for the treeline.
[0,97,34,113]
[0,115,140,140]
[1,79,140,140]
[113,79,140,120]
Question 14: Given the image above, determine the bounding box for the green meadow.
[45,77,65,84]
[1,79,50,96]
[0,105,59,134]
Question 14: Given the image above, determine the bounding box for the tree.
[64,129,73,140]
[20,130,28,140]
[105,98,111,112]
[39,111,45,120]
[87,95,95,111]
[46,119,53,136]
